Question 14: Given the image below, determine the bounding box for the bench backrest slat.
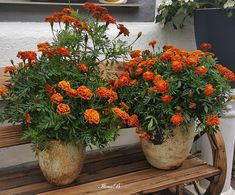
[0,125,29,148]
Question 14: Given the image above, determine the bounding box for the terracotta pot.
[37,140,85,186]
[141,120,195,170]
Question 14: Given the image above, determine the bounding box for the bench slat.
[0,144,220,195]
[0,125,29,148]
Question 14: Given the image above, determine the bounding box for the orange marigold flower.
[77,63,89,72]
[128,114,139,127]
[170,113,184,126]
[127,57,143,67]
[200,42,212,51]
[148,40,157,47]
[185,56,199,67]
[37,42,51,52]
[206,115,220,126]
[171,61,183,72]
[83,2,96,11]
[45,84,56,96]
[55,46,70,56]
[62,8,74,14]
[163,44,175,50]
[139,133,151,139]
[0,86,8,96]
[161,94,172,102]
[130,50,141,58]
[95,6,108,13]
[50,93,63,104]
[66,88,78,97]
[114,73,130,88]
[143,71,154,81]
[215,64,235,81]
[153,75,162,85]
[96,87,118,101]
[119,102,129,111]
[112,107,130,123]
[56,103,71,115]
[24,112,31,124]
[129,79,138,87]
[61,15,76,23]
[204,84,215,96]
[84,109,100,125]
[101,14,116,24]
[135,67,143,76]
[224,72,235,81]
[171,55,182,61]
[4,66,16,73]
[17,51,37,61]
[42,49,55,57]
[159,50,174,62]
[117,24,129,36]
[58,81,71,91]
[153,79,169,93]
[195,66,207,75]
[189,102,197,109]
[145,58,158,67]
[77,85,93,100]
[45,16,57,23]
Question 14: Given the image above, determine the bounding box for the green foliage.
[155,0,235,29]
[0,5,140,150]
[114,45,233,143]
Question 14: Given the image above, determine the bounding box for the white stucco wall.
[0,1,196,168]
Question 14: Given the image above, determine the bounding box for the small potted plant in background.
[0,3,139,185]
[113,40,235,169]
[155,0,235,87]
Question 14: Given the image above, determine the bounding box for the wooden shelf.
[0,0,142,7]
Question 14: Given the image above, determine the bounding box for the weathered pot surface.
[141,120,195,170]
[37,140,85,186]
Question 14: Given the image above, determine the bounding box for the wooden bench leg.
[205,132,227,195]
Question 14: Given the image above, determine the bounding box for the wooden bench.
[0,124,227,195]
[0,67,227,194]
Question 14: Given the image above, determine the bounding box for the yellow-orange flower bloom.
[143,71,154,81]
[77,85,93,100]
[153,79,169,93]
[135,68,143,76]
[84,109,100,124]
[77,63,88,72]
[56,103,71,115]
[206,115,220,126]
[24,112,31,124]
[4,66,16,73]
[170,113,184,126]
[204,84,215,96]
[195,66,207,75]
[45,84,56,96]
[50,93,63,104]
[112,107,130,123]
[161,94,172,102]
[66,88,78,97]
[127,114,139,127]
[130,50,141,58]
[119,102,129,111]
[0,86,8,96]
[148,40,157,47]
[96,87,118,101]
[58,81,71,91]
[171,61,183,72]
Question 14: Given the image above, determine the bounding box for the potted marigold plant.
[0,3,139,185]
[113,40,235,170]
